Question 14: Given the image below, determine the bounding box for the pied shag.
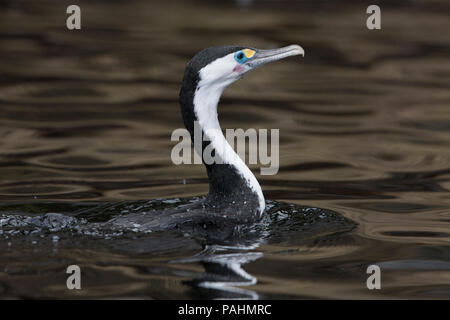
[1,45,357,243]
[105,45,305,231]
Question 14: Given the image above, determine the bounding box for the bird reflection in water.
[173,243,263,299]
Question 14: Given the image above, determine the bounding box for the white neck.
[193,81,265,215]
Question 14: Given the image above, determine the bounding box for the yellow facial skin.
[242,49,256,59]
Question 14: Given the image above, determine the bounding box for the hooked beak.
[247,44,304,69]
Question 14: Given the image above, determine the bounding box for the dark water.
[0,0,449,299]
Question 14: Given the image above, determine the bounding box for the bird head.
[184,44,304,90]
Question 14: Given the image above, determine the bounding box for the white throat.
[193,76,265,215]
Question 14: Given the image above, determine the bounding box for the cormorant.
[1,44,356,248]
[106,45,305,231]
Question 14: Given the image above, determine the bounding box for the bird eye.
[234,51,248,64]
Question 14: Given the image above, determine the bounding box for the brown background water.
[0,0,449,299]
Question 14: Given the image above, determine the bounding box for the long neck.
[179,77,265,216]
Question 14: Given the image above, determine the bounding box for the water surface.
[0,0,449,299]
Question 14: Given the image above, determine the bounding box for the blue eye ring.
[234,51,248,64]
